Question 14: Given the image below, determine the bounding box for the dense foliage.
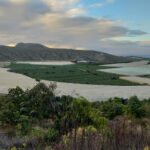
[8,63,139,85]
[0,83,149,149]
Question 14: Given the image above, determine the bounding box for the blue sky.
[86,0,150,31]
[0,0,150,56]
[85,0,150,41]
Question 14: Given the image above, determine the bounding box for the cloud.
[9,0,26,4]
[0,0,149,56]
[90,0,116,8]
[97,40,150,56]
[66,8,86,17]
[43,0,79,12]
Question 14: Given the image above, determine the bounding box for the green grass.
[8,63,139,85]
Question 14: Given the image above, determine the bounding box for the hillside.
[0,43,132,63]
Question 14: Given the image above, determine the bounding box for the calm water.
[100,66,150,76]
[16,61,74,65]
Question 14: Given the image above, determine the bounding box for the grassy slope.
[8,63,139,85]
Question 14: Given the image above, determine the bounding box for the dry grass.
[53,118,150,150]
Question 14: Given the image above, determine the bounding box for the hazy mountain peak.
[15,43,46,48]
[0,43,133,63]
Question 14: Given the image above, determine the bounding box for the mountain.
[0,43,132,64]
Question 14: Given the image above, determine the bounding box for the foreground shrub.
[52,118,150,150]
[44,128,59,143]
[0,83,149,149]
[127,96,145,118]
[16,115,30,135]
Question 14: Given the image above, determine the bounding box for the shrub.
[44,128,59,143]
[17,115,30,135]
[127,96,145,118]
[99,101,124,119]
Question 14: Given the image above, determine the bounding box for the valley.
[0,61,150,101]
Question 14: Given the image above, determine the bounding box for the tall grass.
[52,117,150,150]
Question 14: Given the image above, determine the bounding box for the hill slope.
[0,43,131,63]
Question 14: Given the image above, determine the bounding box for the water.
[100,66,150,76]
[16,61,74,66]
[0,61,150,100]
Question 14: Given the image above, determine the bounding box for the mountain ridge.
[0,43,132,63]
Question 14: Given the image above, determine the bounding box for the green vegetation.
[8,63,139,85]
[0,83,149,149]
[143,75,150,78]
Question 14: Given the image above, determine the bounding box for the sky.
[0,0,150,56]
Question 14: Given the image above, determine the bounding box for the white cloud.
[66,8,86,16]
[91,0,116,8]
[43,0,79,12]
[0,0,149,56]
[9,0,26,4]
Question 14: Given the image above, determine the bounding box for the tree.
[27,82,56,119]
[127,96,145,118]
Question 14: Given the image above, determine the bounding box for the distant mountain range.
[0,43,133,64]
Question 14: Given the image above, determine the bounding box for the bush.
[44,128,59,143]
[99,100,124,119]
[127,96,145,118]
[17,115,30,135]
